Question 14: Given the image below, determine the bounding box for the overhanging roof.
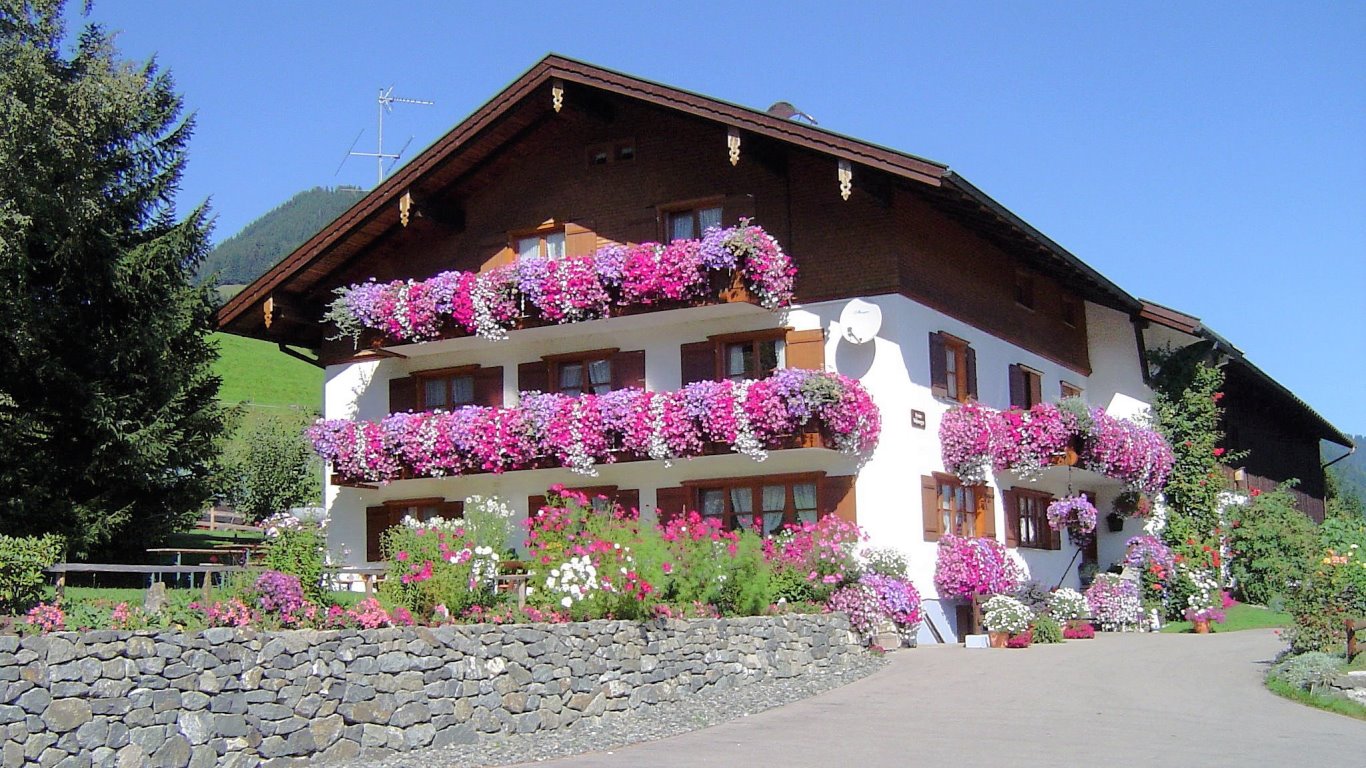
[1140,300,1352,449]
[216,53,1142,342]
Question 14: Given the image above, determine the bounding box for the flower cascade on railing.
[938,399,1173,494]
[325,220,796,344]
[308,369,880,484]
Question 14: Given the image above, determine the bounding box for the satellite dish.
[839,299,882,344]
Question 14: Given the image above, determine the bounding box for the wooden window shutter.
[616,489,640,516]
[365,506,392,562]
[518,361,550,395]
[1002,490,1019,548]
[1028,372,1042,410]
[611,350,647,391]
[473,366,504,408]
[819,475,857,525]
[977,485,997,540]
[680,341,716,385]
[654,486,689,525]
[921,475,941,542]
[929,333,947,398]
[441,500,466,518]
[1008,364,1027,409]
[965,346,979,401]
[784,329,825,371]
[527,495,548,519]
[388,376,417,414]
[564,222,597,256]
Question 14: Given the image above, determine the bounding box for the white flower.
[560,597,573,609]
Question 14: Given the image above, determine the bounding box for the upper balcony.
[323,221,796,361]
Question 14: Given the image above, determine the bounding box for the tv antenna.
[337,86,434,186]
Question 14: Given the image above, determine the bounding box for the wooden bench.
[1347,618,1366,662]
[46,563,247,602]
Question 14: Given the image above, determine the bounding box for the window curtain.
[793,482,818,525]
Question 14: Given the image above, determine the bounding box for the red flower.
[1213,448,1225,457]
[1213,392,1224,402]
[1250,489,1262,498]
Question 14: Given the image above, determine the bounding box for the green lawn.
[1266,676,1366,722]
[1161,602,1292,633]
[212,331,320,411]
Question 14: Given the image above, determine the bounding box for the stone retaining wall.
[0,614,862,767]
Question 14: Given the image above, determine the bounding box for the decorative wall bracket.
[838,160,853,201]
[727,127,741,166]
[399,191,413,227]
[551,80,564,113]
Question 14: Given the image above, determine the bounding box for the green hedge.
[0,534,64,614]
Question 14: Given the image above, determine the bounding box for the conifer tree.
[0,0,226,557]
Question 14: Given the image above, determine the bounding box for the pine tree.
[0,1,226,557]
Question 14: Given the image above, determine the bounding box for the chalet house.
[216,55,1350,641]
[1139,301,1354,522]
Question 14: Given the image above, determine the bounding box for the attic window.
[587,139,636,167]
[616,144,635,161]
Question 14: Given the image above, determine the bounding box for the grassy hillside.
[212,332,320,412]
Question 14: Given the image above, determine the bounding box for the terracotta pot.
[1193,619,1211,634]
[988,631,1008,649]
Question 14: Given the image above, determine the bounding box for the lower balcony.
[311,369,881,487]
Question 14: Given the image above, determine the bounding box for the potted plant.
[1105,512,1126,533]
[982,595,1033,649]
[1181,566,1225,634]
[1047,587,1093,639]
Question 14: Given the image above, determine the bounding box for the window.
[667,205,723,242]
[516,229,565,260]
[555,355,612,396]
[921,473,993,541]
[587,139,636,166]
[419,372,475,410]
[695,477,820,535]
[1060,381,1083,400]
[365,498,462,561]
[1015,270,1035,310]
[1009,364,1043,409]
[929,332,976,403]
[724,336,784,380]
[1061,296,1083,328]
[1009,488,1053,549]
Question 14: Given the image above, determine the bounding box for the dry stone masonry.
[0,614,862,767]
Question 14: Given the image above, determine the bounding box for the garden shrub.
[762,514,863,602]
[1085,574,1141,630]
[1013,580,1051,613]
[260,512,331,602]
[1048,588,1088,622]
[382,517,501,619]
[0,534,64,614]
[1227,486,1318,606]
[1031,614,1064,644]
[1269,652,1343,692]
[1286,518,1366,654]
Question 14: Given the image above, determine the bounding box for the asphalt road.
[515,630,1365,768]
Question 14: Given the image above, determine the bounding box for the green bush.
[381,519,502,620]
[1286,517,1366,654]
[261,521,330,602]
[1228,486,1318,606]
[0,534,64,614]
[1269,651,1343,692]
[1032,614,1064,644]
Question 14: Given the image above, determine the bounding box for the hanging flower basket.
[1105,512,1126,533]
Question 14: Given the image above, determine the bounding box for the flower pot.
[1193,619,1211,634]
[1006,630,1033,649]
[1105,513,1125,533]
[988,631,1008,649]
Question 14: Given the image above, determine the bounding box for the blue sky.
[86,2,1364,437]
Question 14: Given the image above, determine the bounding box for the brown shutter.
[921,475,941,542]
[388,376,416,414]
[564,222,597,256]
[1002,490,1019,548]
[784,329,825,371]
[978,485,997,540]
[1008,364,1026,409]
[473,366,503,407]
[819,475,857,525]
[616,489,640,516]
[680,341,716,385]
[965,346,979,401]
[929,333,947,398]
[527,495,548,519]
[611,350,647,391]
[518,361,550,395]
[365,506,391,562]
[654,486,689,526]
[1028,372,1042,409]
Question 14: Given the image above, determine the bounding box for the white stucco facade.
[318,290,1158,642]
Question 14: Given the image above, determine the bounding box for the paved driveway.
[517,630,1363,767]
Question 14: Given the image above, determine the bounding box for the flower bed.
[325,220,796,345]
[309,369,880,484]
[939,399,1173,493]
[932,535,1024,601]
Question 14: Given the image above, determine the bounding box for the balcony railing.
[324,221,795,348]
[311,369,880,486]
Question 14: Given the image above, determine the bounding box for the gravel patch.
[334,652,889,768]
